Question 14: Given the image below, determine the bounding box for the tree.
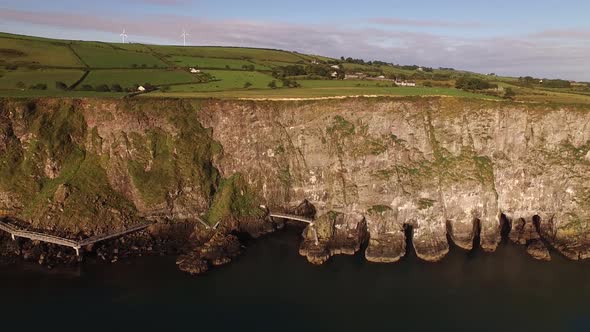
[55,81,68,90]
[268,80,277,89]
[15,81,25,89]
[110,84,123,92]
[81,84,93,91]
[503,87,516,99]
[243,82,253,88]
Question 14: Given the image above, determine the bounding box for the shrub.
[503,87,516,99]
[542,79,571,88]
[110,84,123,92]
[55,81,68,90]
[80,84,93,91]
[160,86,171,92]
[267,80,277,89]
[423,81,433,87]
[243,82,253,88]
[15,81,25,89]
[29,83,47,90]
[455,76,497,90]
[281,78,301,88]
[95,84,110,92]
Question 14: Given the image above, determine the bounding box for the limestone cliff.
[1,97,590,267]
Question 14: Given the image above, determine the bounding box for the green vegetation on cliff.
[206,174,262,225]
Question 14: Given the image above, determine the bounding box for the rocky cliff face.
[1,97,590,269]
[197,97,590,263]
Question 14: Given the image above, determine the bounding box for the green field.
[168,56,270,70]
[0,37,82,67]
[148,86,498,99]
[0,69,85,90]
[71,43,166,68]
[150,45,308,62]
[168,70,276,92]
[80,69,198,89]
[1,31,588,104]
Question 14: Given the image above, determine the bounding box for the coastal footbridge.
[0,219,154,256]
[268,212,319,245]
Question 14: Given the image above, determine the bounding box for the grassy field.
[167,70,276,92]
[149,85,498,99]
[167,56,271,70]
[80,69,198,89]
[71,43,166,68]
[0,69,85,90]
[150,45,309,62]
[1,32,588,104]
[0,89,127,98]
[0,37,83,67]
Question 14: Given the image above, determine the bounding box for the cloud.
[1,8,589,80]
[530,28,590,40]
[368,17,481,28]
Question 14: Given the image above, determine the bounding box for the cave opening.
[402,223,415,258]
[533,215,541,234]
[500,213,512,241]
[471,218,482,251]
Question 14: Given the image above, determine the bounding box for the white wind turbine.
[181,29,189,46]
[120,29,128,43]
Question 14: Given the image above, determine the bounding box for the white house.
[311,60,319,65]
[330,65,340,70]
[190,68,201,73]
[331,71,339,78]
[377,75,386,79]
[137,86,146,92]
[417,67,424,71]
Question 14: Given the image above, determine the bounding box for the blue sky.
[1,0,590,80]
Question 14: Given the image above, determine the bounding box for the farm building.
[330,65,340,69]
[189,68,201,73]
[137,85,146,91]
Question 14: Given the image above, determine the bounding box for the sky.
[1,0,589,80]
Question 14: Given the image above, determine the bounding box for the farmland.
[167,56,271,70]
[70,42,167,68]
[0,69,85,90]
[1,31,589,104]
[0,37,82,67]
[168,70,275,92]
[80,69,199,90]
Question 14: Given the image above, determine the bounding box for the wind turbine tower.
[181,29,189,46]
[120,29,128,43]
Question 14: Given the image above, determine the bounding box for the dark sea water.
[2,227,590,332]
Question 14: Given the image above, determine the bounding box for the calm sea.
[1,227,590,332]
